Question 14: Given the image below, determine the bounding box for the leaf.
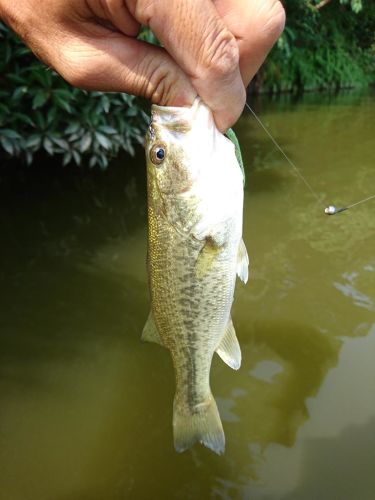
[31,68,52,87]
[79,133,92,153]
[43,137,54,155]
[25,151,33,165]
[95,131,112,150]
[6,73,26,85]
[53,89,74,100]
[98,125,117,134]
[123,137,135,156]
[47,107,57,126]
[98,154,108,170]
[12,86,27,101]
[72,149,81,166]
[32,90,49,109]
[68,132,81,142]
[0,137,14,155]
[51,137,70,150]
[0,129,22,139]
[13,112,35,127]
[89,156,97,168]
[4,41,11,64]
[53,93,73,113]
[101,95,110,113]
[26,135,42,149]
[63,152,72,166]
[34,111,45,130]
[65,123,80,135]
[126,107,139,117]
[14,46,31,57]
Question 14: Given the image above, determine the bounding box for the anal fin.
[216,318,241,370]
[237,238,249,284]
[141,311,164,346]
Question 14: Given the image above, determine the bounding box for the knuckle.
[200,29,239,80]
[138,59,174,104]
[132,0,156,24]
[236,1,285,53]
[263,1,286,41]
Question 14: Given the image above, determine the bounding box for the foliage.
[262,0,375,93]
[0,22,149,169]
[339,0,362,14]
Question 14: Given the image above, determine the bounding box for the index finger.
[129,0,246,130]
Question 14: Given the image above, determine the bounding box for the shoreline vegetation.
[258,0,375,95]
[0,0,374,168]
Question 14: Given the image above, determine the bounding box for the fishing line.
[244,102,321,203]
[345,193,375,210]
[244,101,375,216]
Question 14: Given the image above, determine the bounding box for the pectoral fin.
[237,238,249,284]
[141,311,164,346]
[195,237,222,279]
[192,218,227,247]
[216,318,241,370]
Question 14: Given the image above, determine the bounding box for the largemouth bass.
[143,97,249,455]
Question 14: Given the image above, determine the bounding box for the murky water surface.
[1,91,374,500]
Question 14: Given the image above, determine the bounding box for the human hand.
[0,0,284,131]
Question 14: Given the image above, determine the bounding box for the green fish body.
[143,98,249,454]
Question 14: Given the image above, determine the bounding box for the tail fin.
[173,393,225,455]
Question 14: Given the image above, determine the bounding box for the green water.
[1,90,374,500]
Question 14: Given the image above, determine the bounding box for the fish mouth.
[150,97,201,130]
[151,96,201,116]
[150,97,214,136]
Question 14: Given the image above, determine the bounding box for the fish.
[143,97,249,455]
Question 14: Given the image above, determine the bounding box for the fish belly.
[148,214,237,454]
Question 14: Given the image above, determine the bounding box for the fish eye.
[150,143,167,166]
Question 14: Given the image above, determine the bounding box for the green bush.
[0,22,149,169]
[262,0,375,93]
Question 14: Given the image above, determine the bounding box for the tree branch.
[315,0,334,9]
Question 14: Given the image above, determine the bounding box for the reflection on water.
[1,90,375,499]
